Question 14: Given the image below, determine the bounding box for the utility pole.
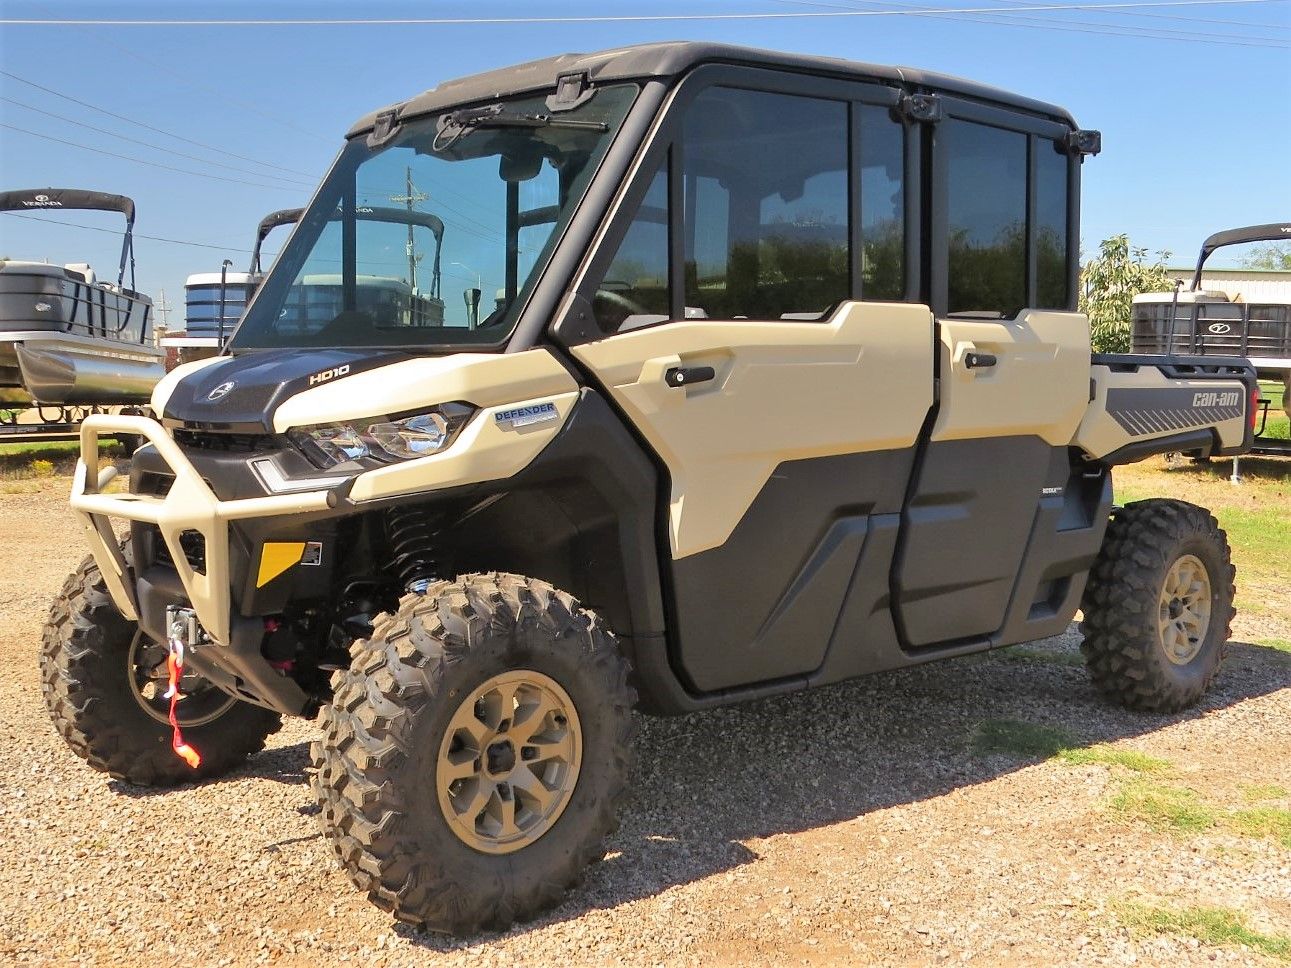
[389,166,428,290]
[155,288,172,343]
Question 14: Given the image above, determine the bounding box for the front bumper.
[71,414,334,648]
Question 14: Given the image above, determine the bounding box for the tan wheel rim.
[435,670,582,855]
[1158,554,1212,666]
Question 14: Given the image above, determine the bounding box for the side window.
[1034,140,1070,309]
[858,104,905,301]
[945,119,1027,317]
[682,87,849,321]
[592,164,669,333]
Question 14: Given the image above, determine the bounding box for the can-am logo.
[1192,391,1240,408]
[207,381,236,401]
[21,195,62,208]
[1207,323,1232,334]
[309,364,351,386]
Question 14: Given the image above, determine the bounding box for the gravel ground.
[1,482,1288,966]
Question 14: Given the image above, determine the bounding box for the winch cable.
[163,637,202,769]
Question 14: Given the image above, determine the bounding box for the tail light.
[1250,388,1260,430]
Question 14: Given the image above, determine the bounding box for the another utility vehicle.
[43,44,1257,934]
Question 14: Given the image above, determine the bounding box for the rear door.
[563,71,935,692]
[891,102,1090,647]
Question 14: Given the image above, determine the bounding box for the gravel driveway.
[1,483,1287,966]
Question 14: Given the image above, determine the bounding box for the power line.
[1,212,247,253]
[0,123,309,192]
[0,70,319,178]
[990,0,1289,25]
[780,0,1290,43]
[1,1,1284,24]
[0,97,316,188]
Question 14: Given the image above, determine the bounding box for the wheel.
[40,551,283,786]
[1079,499,1235,712]
[310,573,636,934]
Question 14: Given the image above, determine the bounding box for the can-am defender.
[44,43,1257,934]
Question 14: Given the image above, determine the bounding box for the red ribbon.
[165,645,202,769]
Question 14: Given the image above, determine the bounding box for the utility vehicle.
[43,43,1257,935]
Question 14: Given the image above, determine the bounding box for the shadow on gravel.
[106,740,312,798]
[387,633,1291,950]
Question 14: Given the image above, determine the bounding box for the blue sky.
[1,0,1287,323]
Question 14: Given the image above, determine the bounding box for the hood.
[161,349,409,432]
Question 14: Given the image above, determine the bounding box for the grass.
[997,645,1086,668]
[1117,902,1291,961]
[1113,777,1291,848]
[969,719,1075,758]
[1055,745,1171,773]
[1242,783,1289,803]
[1113,778,1217,834]
[1255,381,1289,442]
[970,719,1170,773]
[0,440,84,456]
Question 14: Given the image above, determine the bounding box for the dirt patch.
[1,483,1287,966]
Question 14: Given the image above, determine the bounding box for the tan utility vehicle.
[43,44,1257,934]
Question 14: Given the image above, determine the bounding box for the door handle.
[963,351,997,369]
[664,365,716,388]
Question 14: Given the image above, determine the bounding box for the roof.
[347,41,1079,139]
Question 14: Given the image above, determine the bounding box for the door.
[567,79,935,691]
[890,109,1090,647]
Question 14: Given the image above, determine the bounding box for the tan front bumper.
[70,415,332,646]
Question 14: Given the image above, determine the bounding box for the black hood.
[163,349,409,432]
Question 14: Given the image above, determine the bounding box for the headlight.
[288,402,475,468]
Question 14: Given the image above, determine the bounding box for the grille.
[173,428,280,452]
[150,526,207,575]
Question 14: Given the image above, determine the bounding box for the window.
[592,164,669,333]
[1034,140,1070,308]
[945,119,1027,317]
[681,87,849,321]
[858,104,905,301]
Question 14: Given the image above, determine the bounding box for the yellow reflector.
[256,541,306,588]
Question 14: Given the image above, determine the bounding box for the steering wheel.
[593,288,650,320]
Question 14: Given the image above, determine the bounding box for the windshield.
[230,84,637,350]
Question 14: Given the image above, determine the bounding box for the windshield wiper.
[433,104,607,151]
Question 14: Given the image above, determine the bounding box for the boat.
[0,188,163,404]
[1131,221,1291,454]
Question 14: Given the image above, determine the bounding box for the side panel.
[571,301,935,558]
[669,450,912,692]
[1074,356,1254,462]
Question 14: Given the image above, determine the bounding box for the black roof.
[347,41,1079,138]
[0,187,135,221]
[1191,222,1291,289]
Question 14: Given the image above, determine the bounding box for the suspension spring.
[386,504,445,591]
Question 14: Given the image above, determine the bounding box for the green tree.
[1240,242,1291,271]
[1080,234,1175,354]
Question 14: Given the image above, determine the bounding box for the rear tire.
[40,552,283,786]
[310,573,636,935]
[1079,499,1235,713]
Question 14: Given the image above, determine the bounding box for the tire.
[1079,498,1235,713]
[40,551,283,786]
[310,573,636,935]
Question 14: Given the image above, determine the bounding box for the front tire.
[1079,499,1235,712]
[310,573,636,935]
[40,552,283,786]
